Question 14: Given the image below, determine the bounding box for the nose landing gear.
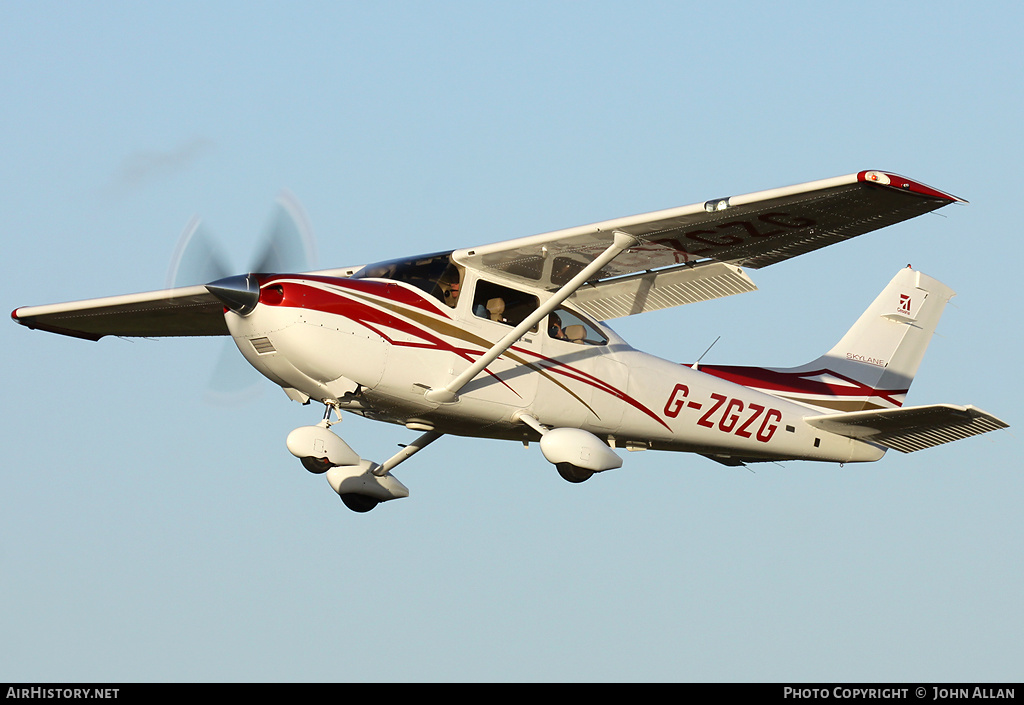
[286,403,440,512]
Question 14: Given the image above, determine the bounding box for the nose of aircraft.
[206,274,261,315]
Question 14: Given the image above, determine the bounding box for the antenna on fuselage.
[691,335,721,370]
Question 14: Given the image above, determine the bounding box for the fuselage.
[225,271,885,466]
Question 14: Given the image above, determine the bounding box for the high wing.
[453,170,963,318]
[12,170,962,339]
[11,285,230,340]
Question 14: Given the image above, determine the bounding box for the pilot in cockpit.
[548,313,566,340]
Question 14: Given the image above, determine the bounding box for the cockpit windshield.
[351,251,463,308]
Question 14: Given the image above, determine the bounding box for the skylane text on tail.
[12,170,1008,512]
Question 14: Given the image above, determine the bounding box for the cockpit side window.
[472,280,539,330]
[352,252,463,308]
[548,307,608,345]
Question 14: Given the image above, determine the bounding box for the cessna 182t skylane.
[12,170,1009,512]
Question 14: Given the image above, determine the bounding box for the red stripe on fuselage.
[261,274,453,318]
[694,364,907,407]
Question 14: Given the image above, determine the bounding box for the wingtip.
[859,170,967,203]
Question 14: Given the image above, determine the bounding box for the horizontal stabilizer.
[12,285,229,340]
[805,404,1009,453]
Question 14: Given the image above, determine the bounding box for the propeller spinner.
[205,273,261,315]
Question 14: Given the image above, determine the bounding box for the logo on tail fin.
[899,293,912,315]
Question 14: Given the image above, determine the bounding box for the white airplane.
[12,170,1009,512]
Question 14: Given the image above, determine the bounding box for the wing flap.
[12,285,229,340]
[568,261,757,320]
[805,404,1009,453]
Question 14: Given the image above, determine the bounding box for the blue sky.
[2,1,1021,682]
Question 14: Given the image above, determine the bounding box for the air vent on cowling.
[250,337,276,354]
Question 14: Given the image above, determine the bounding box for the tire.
[300,456,333,474]
[340,493,380,513]
[556,462,593,484]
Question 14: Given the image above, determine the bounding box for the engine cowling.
[539,427,622,473]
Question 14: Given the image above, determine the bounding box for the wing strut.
[424,230,640,403]
[372,431,443,476]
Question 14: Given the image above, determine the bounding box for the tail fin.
[807,266,955,407]
[698,267,956,413]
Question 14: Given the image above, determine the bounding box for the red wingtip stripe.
[858,170,967,203]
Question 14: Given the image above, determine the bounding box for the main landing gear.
[515,412,623,484]
[286,403,441,513]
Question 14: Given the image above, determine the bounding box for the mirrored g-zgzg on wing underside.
[451,171,964,319]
